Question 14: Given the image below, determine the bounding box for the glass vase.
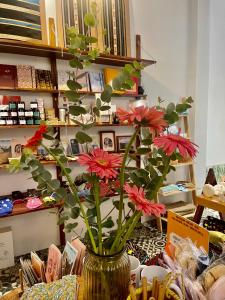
[83,249,130,300]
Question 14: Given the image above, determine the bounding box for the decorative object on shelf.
[0,0,47,44]
[10,13,197,300]
[117,135,135,153]
[48,17,56,47]
[89,71,104,93]
[56,0,131,56]
[0,64,17,89]
[99,131,116,152]
[0,139,11,164]
[16,65,33,89]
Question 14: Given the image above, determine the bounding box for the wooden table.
[193,194,225,224]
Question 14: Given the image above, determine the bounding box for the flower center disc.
[97,159,108,166]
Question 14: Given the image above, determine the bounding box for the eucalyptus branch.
[41,143,98,253]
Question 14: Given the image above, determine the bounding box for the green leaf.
[70,36,82,49]
[51,179,60,190]
[87,207,97,218]
[164,111,179,124]
[128,202,135,211]
[50,148,63,155]
[65,194,76,208]
[71,207,80,219]
[55,187,68,200]
[185,96,194,104]
[101,85,113,102]
[99,106,111,111]
[85,36,98,43]
[65,90,80,102]
[69,59,83,69]
[137,147,150,155]
[83,201,95,209]
[166,103,175,114]
[67,79,82,90]
[42,171,52,181]
[124,64,135,74]
[176,103,191,113]
[58,212,69,225]
[142,137,152,146]
[69,105,86,116]
[102,217,114,228]
[93,107,100,117]
[112,77,122,90]
[84,13,96,27]
[65,222,78,233]
[96,98,102,109]
[113,200,120,210]
[76,131,92,144]
[43,133,55,140]
[59,156,68,163]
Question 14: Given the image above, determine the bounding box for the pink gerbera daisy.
[117,106,167,134]
[78,148,122,179]
[124,183,166,216]
[154,134,198,158]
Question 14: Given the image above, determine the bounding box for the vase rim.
[87,247,125,258]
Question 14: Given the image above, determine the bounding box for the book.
[62,241,78,276]
[0,64,17,89]
[89,71,104,93]
[31,251,46,282]
[45,244,62,283]
[77,71,90,92]
[16,65,33,89]
[71,238,86,275]
[20,257,39,287]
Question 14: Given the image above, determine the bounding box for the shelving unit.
[0,35,154,246]
[156,115,197,231]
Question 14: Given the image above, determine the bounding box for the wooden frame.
[0,0,47,45]
[99,131,116,153]
[116,135,135,153]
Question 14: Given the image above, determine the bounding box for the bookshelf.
[156,115,197,231]
[0,35,153,246]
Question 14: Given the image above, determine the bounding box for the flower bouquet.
[10,8,198,300]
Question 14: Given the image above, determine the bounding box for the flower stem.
[41,144,98,253]
[110,128,139,253]
[93,180,103,254]
[118,211,142,252]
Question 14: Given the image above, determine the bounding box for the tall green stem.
[110,128,139,253]
[93,180,103,254]
[118,212,142,252]
[42,144,98,253]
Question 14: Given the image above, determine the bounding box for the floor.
[0,208,218,296]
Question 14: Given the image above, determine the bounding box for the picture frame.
[0,0,47,45]
[116,136,135,153]
[99,131,116,153]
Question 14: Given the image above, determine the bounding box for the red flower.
[124,183,166,216]
[25,125,48,148]
[154,134,198,158]
[117,106,167,134]
[100,181,113,197]
[78,148,122,179]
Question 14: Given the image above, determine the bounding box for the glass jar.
[83,249,130,300]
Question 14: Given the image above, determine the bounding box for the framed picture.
[0,0,47,44]
[116,136,135,153]
[70,139,80,155]
[100,114,111,124]
[99,131,116,153]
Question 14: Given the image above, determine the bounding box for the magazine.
[45,244,62,283]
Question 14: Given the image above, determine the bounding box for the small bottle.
[0,117,6,125]
[25,110,34,118]
[26,117,34,125]
[19,116,26,125]
[18,102,25,110]
[18,108,25,117]
[6,116,13,125]
[0,110,9,118]
[9,101,17,110]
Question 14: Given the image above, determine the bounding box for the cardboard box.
[0,227,14,269]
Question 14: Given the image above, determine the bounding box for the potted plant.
[10,9,197,300]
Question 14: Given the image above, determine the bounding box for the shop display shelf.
[0,123,131,129]
[0,39,156,67]
[170,161,194,167]
[158,185,196,197]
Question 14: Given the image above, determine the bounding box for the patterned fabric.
[21,275,77,300]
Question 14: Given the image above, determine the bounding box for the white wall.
[207,0,225,167]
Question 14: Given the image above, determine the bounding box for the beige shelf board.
[159,186,196,197]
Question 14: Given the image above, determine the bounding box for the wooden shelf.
[158,185,196,197]
[0,39,156,67]
[0,201,63,219]
[0,87,147,98]
[0,123,130,129]
[161,201,196,222]
[170,161,194,167]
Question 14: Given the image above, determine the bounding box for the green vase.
[83,249,130,300]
